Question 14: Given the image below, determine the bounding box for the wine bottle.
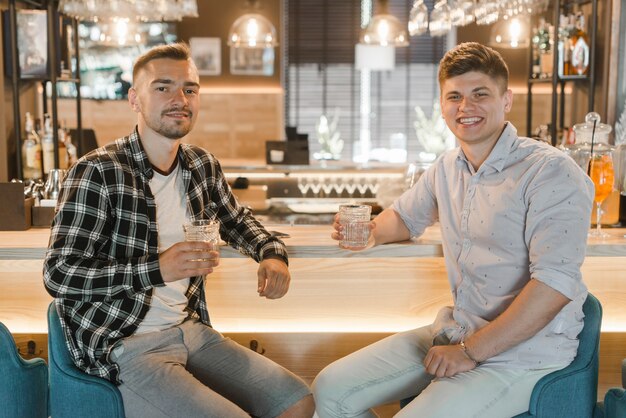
[570,12,590,76]
[21,112,42,180]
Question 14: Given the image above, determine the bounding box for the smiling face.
[129,58,200,141]
[440,71,512,151]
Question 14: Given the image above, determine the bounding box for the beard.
[142,107,195,140]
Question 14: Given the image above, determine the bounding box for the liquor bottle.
[62,121,78,166]
[570,12,590,75]
[530,27,541,78]
[57,126,69,170]
[538,20,553,78]
[557,14,572,77]
[21,112,42,180]
[41,114,55,175]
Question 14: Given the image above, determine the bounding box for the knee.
[312,365,346,417]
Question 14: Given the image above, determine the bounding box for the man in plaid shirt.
[44,43,314,418]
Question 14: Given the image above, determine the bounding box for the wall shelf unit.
[5,0,82,179]
[526,0,597,146]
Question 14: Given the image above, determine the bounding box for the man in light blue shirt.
[313,42,594,417]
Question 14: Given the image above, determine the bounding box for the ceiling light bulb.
[246,18,259,38]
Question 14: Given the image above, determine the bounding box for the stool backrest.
[47,302,126,418]
[47,303,74,370]
[0,321,48,418]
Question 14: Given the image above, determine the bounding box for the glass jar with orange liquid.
[567,113,618,230]
[588,150,615,237]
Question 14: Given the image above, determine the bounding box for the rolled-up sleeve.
[524,156,594,299]
[393,163,439,239]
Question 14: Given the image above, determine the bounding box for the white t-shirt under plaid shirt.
[44,128,288,383]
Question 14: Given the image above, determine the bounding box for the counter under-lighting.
[1,225,624,392]
[1,225,625,333]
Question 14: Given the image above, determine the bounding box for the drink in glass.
[588,152,614,238]
[183,219,220,261]
[338,204,372,250]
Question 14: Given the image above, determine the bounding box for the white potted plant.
[314,110,344,160]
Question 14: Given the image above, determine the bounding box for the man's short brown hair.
[438,42,509,93]
[132,42,193,86]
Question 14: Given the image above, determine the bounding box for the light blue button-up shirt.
[394,123,594,368]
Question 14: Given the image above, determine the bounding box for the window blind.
[285,0,448,160]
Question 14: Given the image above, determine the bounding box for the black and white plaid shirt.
[44,128,288,384]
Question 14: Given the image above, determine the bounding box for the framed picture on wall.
[230,47,274,76]
[190,37,221,76]
[2,9,49,79]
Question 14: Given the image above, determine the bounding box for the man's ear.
[503,89,513,113]
[128,88,140,113]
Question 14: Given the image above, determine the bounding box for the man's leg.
[312,326,435,418]
[111,326,250,418]
[396,363,564,418]
[182,320,313,418]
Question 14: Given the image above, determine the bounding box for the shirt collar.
[128,127,154,179]
[455,122,518,174]
[128,127,191,180]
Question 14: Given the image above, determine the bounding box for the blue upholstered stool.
[48,302,125,418]
[0,321,48,418]
[401,293,603,417]
[595,358,626,418]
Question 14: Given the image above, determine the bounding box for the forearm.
[371,208,411,246]
[463,279,571,363]
[44,252,163,301]
[221,205,288,263]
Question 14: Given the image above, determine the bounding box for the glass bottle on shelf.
[57,126,69,170]
[41,114,55,175]
[21,112,42,180]
[557,14,572,77]
[570,12,590,76]
[538,19,553,78]
[63,121,78,166]
[530,27,541,78]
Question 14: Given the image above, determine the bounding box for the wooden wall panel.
[54,90,283,162]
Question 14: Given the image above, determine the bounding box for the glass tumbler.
[339,204,372,250]
[183,219,220,262]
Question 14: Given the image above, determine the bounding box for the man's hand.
[257,258,290,299]
[331,213,376,251]
[423,344,477,378]
[158,241,219,283]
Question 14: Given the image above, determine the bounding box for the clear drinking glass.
[183,219,220,262]
[449,0,475,27]
[474,0,499,25]
[339,204,372,250]
[588,150,615,239]
[408,0,429,36]
[429,0,452,37]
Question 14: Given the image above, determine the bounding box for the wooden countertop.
[3,224,624,398]
[2,225,625,259]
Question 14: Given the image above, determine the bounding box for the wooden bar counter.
[1,225,625,401]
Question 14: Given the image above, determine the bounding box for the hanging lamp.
[227,0,278,49]
[489,16,529,48]
[360,0,409,47]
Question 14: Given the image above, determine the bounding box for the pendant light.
[489,16,530,49]
[360,0,408,47]
[227,0,278,49]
